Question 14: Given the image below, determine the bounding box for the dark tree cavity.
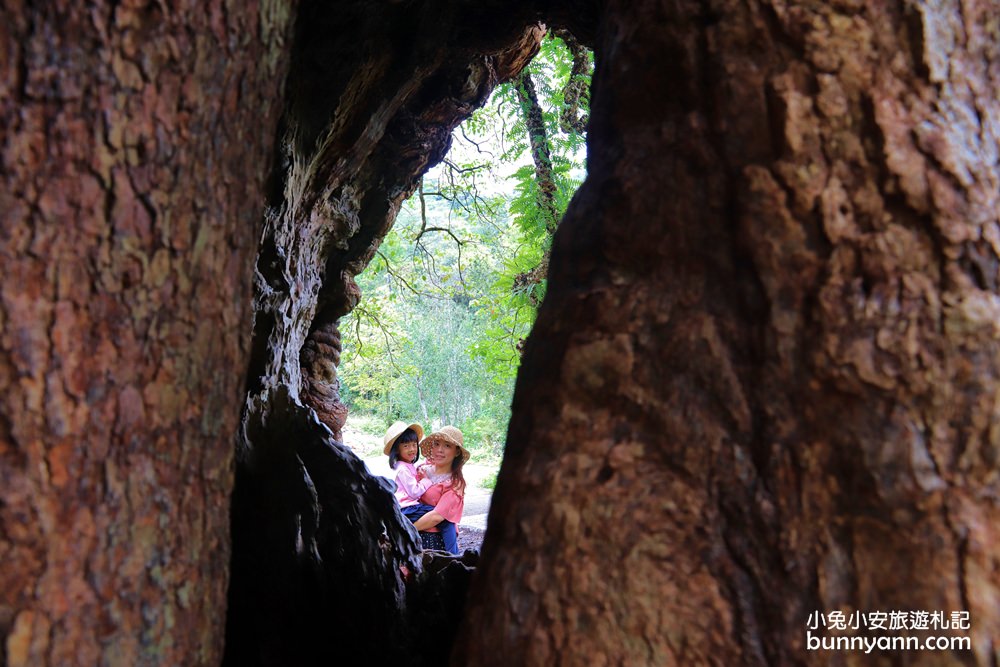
[224,2,549,665]
[2,1,998,666]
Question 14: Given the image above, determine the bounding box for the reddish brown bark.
[0,1,294,664]
[457,1,1000,665]
[1,1,548,663]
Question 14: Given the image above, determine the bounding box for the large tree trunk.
[4,1,998,665]
[457,1,999,665]
[0,1,294,664]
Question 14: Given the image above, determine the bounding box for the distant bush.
[480,471,497,490]
[461,415,506,461]
[348,413,386,437]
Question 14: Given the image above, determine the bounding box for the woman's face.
[398,441,418,463]
[429,438,457,468]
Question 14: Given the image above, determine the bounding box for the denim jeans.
[401,503,458,554]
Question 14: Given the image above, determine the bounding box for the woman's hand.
[412,510,444,532]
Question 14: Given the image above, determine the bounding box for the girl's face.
[429,439,457,468]
[398,441,419,463]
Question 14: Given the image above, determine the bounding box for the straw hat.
[420,425,470,464]
[382,421,425,456]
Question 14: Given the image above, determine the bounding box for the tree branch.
[553,28,591,134]
[459,125,495,157]
[513,69,560,234]
[376,250,442,300]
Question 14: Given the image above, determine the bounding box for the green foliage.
[340,32,591,459]
[480,470,498,491]
[340,201,520,454]
[348,412,392,438]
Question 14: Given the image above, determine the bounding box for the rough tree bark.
[0,1,295,664]
[457,1,999,665]
[0,1,549,664]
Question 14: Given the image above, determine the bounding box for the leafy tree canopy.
[340,31,592,459]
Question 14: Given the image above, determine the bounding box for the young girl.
[383,421,457,551]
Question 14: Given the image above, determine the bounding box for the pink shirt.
[418,474,464,525]
[393,461,432,508]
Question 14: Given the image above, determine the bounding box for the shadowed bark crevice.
[224,386,421,666]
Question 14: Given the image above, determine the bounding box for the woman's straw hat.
[420,425,470,464]
[383,421,424,456]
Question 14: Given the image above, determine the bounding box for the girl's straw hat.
[383,421,424,456]
[420,425,470,464]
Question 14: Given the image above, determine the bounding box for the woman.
[412,425,469,554]
[383,420,458,550]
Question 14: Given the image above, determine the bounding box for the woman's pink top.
[417,467,464,525]
[393,461,431,508]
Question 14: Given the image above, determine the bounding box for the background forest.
[339,33,592,463]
